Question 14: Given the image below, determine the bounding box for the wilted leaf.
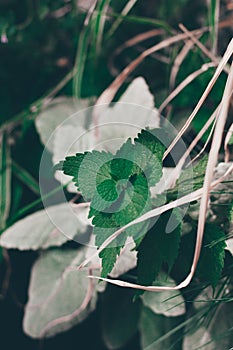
[0,203,90,250]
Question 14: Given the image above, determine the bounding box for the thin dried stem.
[168,107,218,188]
[169,39,197,90]
[224,123,233,162]
[183,60,233,288]
[94,28,208,120]
[109,29,164,76]
[179,24,229,74]
[187,116,216,165]
[159,62,216,113]
[164,37,233,160]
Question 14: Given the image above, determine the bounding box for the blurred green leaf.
[0,203,90,250]
[139,306,183,350]
[101,285,141,349]
[12,161,40,195]
[183,290,233,350]
[0,132,11,231]
[197,223,226,288]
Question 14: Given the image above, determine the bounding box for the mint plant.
[58,127,227,289]
[57,128,166,278]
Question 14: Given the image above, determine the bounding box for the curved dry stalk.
[159,62,216,113]
[224,123,233,162]
[164,37,233,160]
[181,60,233,288]
[108,28,164,76]
[169,39,197,90]
[166,108,218,189]
[188,117,217,165]
[178,106,218,166]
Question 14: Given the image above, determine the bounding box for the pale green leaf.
[23,247,98,338]
[225,238,233,255]
[94,77,160,153]
[141,274,185,317]
[35,97,90,152]
[139,306,183,350]
[0,203,90,250]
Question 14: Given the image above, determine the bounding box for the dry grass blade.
[169,38,197,90]
[187,116,216,165]
[180,60,233,289]
[107,0,138,38]
[159,62,216,113]
[109,29,164,76]
[168,108,218,188]
[179,23,229,73]
[224,123,233,162]
[164,37,233,160]
[93,28,208,120]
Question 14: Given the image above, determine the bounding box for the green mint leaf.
[197,223,226,288]
[137,209,182,287]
